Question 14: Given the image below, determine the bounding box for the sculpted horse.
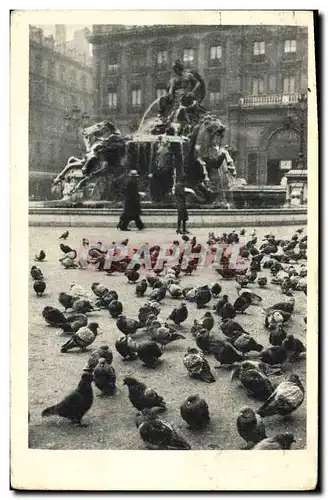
[52,121,127,202]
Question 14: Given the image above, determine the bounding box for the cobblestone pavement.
[29,226,307,450]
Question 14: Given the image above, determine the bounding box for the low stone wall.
[29,206,307,228]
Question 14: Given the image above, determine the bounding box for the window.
[157,50,168,65]
[183,49,194,63]
[209,91,221,105]
[284,40,297,53]
[108,91,117,109]
[81,74,87,91]
[59,65,66,81]
[252,78,264,95]
[131,89,142,107]
[131,53,144,70]
[283,76,296,94]
[269,75,276,93]
[253,41,265,55]
[69,70,76,85]
[156,88,166,100]
[210,45,222,60]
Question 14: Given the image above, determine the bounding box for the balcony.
[108,64,119,73]
[239,94,300,107]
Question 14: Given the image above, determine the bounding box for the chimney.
[55,25,66,46]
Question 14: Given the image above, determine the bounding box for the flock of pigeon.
[30,227,307,450]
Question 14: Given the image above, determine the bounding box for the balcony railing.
[108,64,119,73]
[239,94,300,106]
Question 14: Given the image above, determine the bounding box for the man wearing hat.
[117,170,145,231]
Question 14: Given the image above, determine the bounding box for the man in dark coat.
[117,170,145,231]
[173,174,196,234]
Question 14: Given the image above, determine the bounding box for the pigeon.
[195,329,222,355]
[257,277,267,288]
[58,292,76,311]
[281,335,306,359]
[195,285,212,309]
[260,346,288,365]
[231,365,274,400]
[83,345,113,372]
[220,318,249,339]
[115,335,138,360]
[61,322,100,353]
[41,372,93,426]
[183,348,215,383]
[151,327,185,348]
[252,433,296,450]
[212,341,245,367]
[93,358,116,396]
[59,230,69,240]
[168,283,183,299]
[125,268,140,283]
[35,250,46,262]
[65,313,88,330]
[231,333,263,354]
[137,340,163,367]
[263,297,295,315]
[211,282,222,297]
[191,319,204,337]
[60,243,74,254]
[237,290,263,305]
[258,374,305,417]
[146,275,162,289]
[235,275,250,288]
[138,302,160,327]
[42,306,67,327]
[33,280,46,296]
[108,300,123,318]
[138,409,191,450]
[236,407,267,445]
[136,279,148,297]
[233,293,253,314]
[123,376,166,412]
[72,299,95,314]
[199,311,215,331]
[149,286,167,303]
[116,314,140,335]
[91,282,110,298]
[269,324,287,346]
[30,266,43,280]
[70,284,93,301]
[220,302,237,320]
[167,303,188,325]
[180,395,210,429]
[264,311,285,329]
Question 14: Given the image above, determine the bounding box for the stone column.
[258,150,267,184]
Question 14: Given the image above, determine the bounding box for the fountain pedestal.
[284,166,308,207]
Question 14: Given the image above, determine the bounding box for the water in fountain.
[136,97,161,137]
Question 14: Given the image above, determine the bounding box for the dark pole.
[297,92,307,169]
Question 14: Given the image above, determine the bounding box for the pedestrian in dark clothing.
[173,174,196,234]
[117,170,145,231]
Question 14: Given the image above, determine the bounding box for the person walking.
[117,170,145,231]
[173,174,196,234]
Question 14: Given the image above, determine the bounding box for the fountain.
[50,94,246,207]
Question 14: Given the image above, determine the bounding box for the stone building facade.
[90,24,308,185]
[29,25,93,198]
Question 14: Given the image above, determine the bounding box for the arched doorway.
[267,128,300,185]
